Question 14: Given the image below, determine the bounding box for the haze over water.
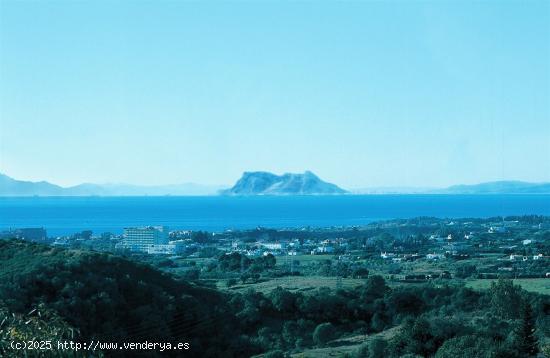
[1,195,549,236]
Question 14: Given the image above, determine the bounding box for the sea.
[0,195,549,237]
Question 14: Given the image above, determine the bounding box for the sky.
[0,1,549,189]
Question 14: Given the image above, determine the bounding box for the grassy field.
[175,257,211,264]
[466,278,550,295]
[217,275,550,296]
[220,275,367,294]
[275,254,336,266]
[176,254,336,268]
[251,326,401,358]
[287,326,401,358]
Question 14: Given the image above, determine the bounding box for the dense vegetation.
[228,277,549,357]
[0,239,548,357]
[0,240,250,357]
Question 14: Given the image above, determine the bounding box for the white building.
[262,242,286,250]
[426,253,444,260]
[311,245,335,254]
[147,244,176,255]
[122,226,169,252]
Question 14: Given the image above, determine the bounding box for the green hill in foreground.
[0,239,252,357]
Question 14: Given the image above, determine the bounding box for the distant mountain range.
[221,171,348,195]
[0,173,224,196]
[352,181,550,195]
[1,172,549,196]
[432,181,550,194]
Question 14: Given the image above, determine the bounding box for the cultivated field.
[466,278,550,295]
[221,275,367,293]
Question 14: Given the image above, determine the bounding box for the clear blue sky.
[1,0,549,189]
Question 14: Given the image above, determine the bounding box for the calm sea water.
[0,195,549,236]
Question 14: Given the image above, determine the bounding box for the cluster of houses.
[509,253,546,261]
[380,251,452,263]
[229,238,349,257]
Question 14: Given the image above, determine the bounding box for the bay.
[0,195,549,236]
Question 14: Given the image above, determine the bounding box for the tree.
[191,230,210,243]
[240,272,251,284]
[363,275,389,300]
[387,289,425,317]
[250,254,277,273]
[408,317,435,357]
[334,261,352,278]
[282,321,298,348]
[511,303,539,357]
[269,287,297,315]
[263,253,277,269]
[390,317,442,357]
[435,335,498,358]
[352,267,370,279]
[489,279,524,319]
[257,327,274,351]
[219,252,251,271]
[313,322,336,347]
[455,264,477,279]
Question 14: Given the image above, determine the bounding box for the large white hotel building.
[122,226,169,252]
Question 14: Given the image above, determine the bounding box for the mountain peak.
[221,171,347,195]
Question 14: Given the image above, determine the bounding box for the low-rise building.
[426,253,444,260]
[147,244,176,255]
[261,242,286,251]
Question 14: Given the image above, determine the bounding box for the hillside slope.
[0,239,254,357]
